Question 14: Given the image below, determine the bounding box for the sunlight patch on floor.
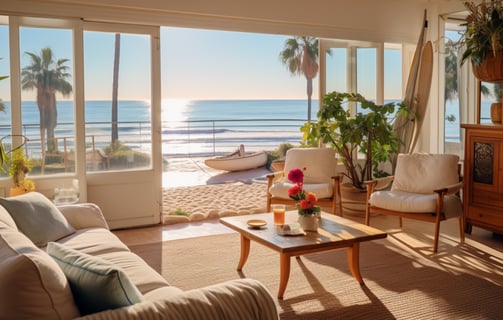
[162,219,235,241]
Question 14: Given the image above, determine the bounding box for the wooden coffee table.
[220,211,387,299]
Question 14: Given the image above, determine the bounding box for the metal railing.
[0,118,308,159]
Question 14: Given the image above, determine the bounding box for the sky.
[0,23,402,102]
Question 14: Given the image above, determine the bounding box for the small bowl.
[247,219,267,229]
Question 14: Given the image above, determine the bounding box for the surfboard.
[392,9,428,171]
[408,40,433,153]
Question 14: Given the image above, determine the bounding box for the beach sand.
[162,157,272,224]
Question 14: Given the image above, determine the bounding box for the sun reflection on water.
[162,99,191,126]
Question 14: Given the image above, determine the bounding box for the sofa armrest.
[57,203,109,230]
[75,279,279,320]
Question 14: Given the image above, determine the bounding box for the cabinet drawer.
[472,187,503,208]
[467,207,503,227]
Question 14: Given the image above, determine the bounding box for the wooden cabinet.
[461,124,503,234]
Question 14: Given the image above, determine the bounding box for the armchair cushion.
[392,153,460,194]
[369,191,462,218]
[283,148,337,184]
[269,182,334,199]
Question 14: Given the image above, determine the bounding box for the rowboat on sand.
[204,145,268,172]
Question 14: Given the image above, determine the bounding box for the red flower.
[305,192,317,205]
[288,184,302,198]
[287,167,320,215]
[299,199,312,210]
[288,168,304,184]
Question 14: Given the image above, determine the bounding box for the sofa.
[0,192,279,320]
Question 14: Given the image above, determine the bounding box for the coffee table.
[219,211,387,299]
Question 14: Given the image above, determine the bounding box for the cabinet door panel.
[469,137,503,208]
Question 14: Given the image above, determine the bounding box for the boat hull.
[204,151,268,171]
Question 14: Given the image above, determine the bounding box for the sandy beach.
[162,157,273,224]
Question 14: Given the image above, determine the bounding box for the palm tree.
[111,33,120,143]
[0,58,7,113]
[21,48,72,153]
[280,36,319,122]
[0,75,7,113]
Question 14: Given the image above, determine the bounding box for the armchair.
[365,153,465,253]
[266,147,342,215]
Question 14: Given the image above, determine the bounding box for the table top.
[220,211,387,255]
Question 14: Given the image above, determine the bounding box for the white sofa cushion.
[0,228,80,319]
[269,181,333,199]
[0,192,75,247]
[392,153,460,194]
[47,242,144,316]
[94,250,171,294]
[0,205,17,230]
[57,227,131,255]
[59,228,171,294]
[283,148,337,184]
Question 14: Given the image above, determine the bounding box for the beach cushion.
[269,182,333,199]
[0,192,75,247]
[47,242,144,315]
[0,228,80,319]
[392,153,459,194]
[283,148,337,184]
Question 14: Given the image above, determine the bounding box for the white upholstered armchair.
[266,147,342,215]
[365,153,465,253]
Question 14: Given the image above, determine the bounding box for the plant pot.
[270,160,285,173]
[9,187,29,197]
[297,213,320,231]
[472,51,503,83]
[491,103,502,124]
[340,182,367,216]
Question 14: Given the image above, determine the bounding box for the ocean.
[0,99,488,157]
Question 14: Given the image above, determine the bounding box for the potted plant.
[459,0,503,82]
[6,147,36,196]
[300,91,407,194]
[0,135,35,196]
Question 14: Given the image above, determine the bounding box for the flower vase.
[297,213,320,231]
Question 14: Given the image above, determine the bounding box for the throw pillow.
[0,192,75,247]
[47,241,144,315]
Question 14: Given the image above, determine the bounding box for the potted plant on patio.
[458,0,503,82]
[300,91,408,206]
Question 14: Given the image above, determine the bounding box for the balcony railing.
[0,118,307,161]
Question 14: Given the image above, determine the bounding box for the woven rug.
[129,218,503,320]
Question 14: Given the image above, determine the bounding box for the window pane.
[444,26,462,156]
[84,31,152,171]
[325,48,347,93]
[19,24,74,176]
[384,46,402,103]
[357,47,376,112]
[0,16,10,141]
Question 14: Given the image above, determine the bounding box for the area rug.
[129,223,503,320]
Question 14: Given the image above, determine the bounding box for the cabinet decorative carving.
[461,124,503,234]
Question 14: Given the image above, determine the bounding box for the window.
[84,29,152,171]
[17,19,74,176]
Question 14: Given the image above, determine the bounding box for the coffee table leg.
[278,253,291,299]
[347,243,363,284]
[237,235,250,271]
